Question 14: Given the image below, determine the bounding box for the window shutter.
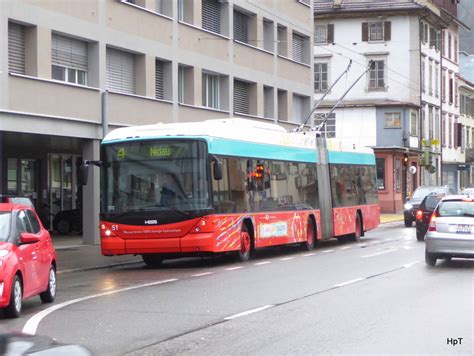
[457,123,463,148]
[327,24,334,43]
[155,60,164,99]
[202,0,221,34]
[384,21,391,41]
[8,23,25,75]
[234,80,249,115]
[155,0,162,13]
[292,33,304,63]
[362,22,368,42]
[106,48,135,94]
[52,34,88,71]
[234,11,248,43]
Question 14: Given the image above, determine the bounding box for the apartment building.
[313,0,466,213]
[0,0,314,243]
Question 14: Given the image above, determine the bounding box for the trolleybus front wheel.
[236,225,253,262]
[142,254,163,268]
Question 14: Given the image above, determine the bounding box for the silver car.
[425,195,474,266]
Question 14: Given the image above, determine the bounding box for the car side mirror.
[20,232,40,244]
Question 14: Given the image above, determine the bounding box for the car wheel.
[4,275,22,318]
[142,254,163,268]
[404,219,413,228]
[425,250,437,267]
[416,230,425,242]
[236,225,253,262]
[301,219,315,251]
[57,219,71,235]
[40,265,57,303]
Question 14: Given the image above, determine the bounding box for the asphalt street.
[1,222,473,355]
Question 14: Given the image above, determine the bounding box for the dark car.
[53,209,82,235]
[404,185,455,227]
[415,193,445,241]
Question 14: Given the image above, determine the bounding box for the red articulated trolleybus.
[91,118,379,266]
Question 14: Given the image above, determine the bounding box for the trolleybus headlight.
[404,203,413,210]
[104,229,112,237]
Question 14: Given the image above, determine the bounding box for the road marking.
[362,248,398,258]
[334,278,366,288]
[224,305,274,320]
[322,249,334,253]
[22,279,178,335]
[192,272,214,277]
[225,266,244,271]
[254,261,271,265]
[339,246,351,250]
[402,261,420,268]
[280,257,295,261]
[303,253,316,257]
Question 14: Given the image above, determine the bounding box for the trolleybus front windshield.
[101,139,210,223]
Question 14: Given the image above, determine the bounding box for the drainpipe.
[102,91,109,138]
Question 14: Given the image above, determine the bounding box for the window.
[155,60,164,100]
[178,65,185,103]
[106,48,135,94]
[423,23,428,44]
[410,110,418,136]
[442,69,446,103]
[234,79,249,115]
[434,108,440,140]
[264,86,274,118]
[277,25,287,56]
[368,60,385,90]
[421,58,425,93]
[434,62,439,98]
[292,33,305,63]
[428,106,433,140]
[26,210,41,234]
[178,0,184,21]
[314,63,328,92]
[449,74,453,104]
[234,10,249,44]
[8,22,25,75]
[385,112,401,128]
[369,22,384,41]
[263,19,274,52]
[278,89,288,120]
[292,94,309,124]
[449,116,453,147]
[202,73,220,109]
[428,59,433,96]
[52,34,88,85]
[442,113,446,147]
[395,159,401,191]
[202,0,221,34]
[314,113,335,138]
[429,27,437,48]
[454,38,458,63]
[448,33,452,60]
[362,21,391,42]
[376,158,385,190]
[330,164,378,207]
[314,25,327,44]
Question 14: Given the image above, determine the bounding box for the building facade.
[313,0,464,213]
[0,0,314,243]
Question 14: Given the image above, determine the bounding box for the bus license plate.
[456,225,472,234]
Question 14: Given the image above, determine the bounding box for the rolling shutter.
[52,34,88,70]
[8,23,25,75]
[292,33,304,63]
[202,0,221,34]
[234,11,248,43]
[106,48,135,94]
[155,60,164,99]
[234,80,249,115]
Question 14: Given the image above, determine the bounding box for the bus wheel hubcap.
[241,232,250,255]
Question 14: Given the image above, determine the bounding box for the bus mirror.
[213,161,223,180]
[79,164,89,186]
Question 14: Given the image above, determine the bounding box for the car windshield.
[413,187,447,200]
[0,212,11,242]
[102,139,210,217]
[437,200,474,217]
[424,195,442,210]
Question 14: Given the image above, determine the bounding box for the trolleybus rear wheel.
[301,219,315,251]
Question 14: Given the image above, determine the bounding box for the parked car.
[0,203,57,318]
[0,333,92,355]
[0,195,34,209]
[53,208,82,235]
[425,196,474,266]
[404,185,455,227]
[462,187,474,195]
[415,193,445,241]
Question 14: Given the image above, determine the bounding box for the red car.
[0,203,57,318]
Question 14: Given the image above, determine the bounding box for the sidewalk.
[51,213,404,273]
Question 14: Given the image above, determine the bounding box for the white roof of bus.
[103,118,373,155]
